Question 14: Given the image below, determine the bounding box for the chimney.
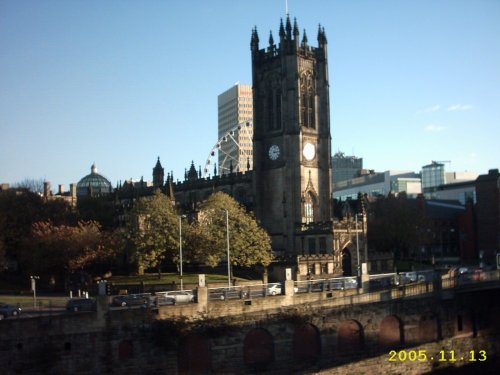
[43,181,51,198]
[58,184,64,195]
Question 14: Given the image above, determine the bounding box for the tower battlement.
[251,16,327,62]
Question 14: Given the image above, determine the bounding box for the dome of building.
[76,163,112,197]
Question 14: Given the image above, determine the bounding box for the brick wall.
[1,288,500,374]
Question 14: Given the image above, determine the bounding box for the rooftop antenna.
[285,0,288,16]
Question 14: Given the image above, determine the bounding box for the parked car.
[66,298,96,312]
[153,295,176,306]
[0,303,21,320]
[208,288,247,300]
[267,283,282,296]
[157,290,195,303]
[342,277,359,289]
[111,294,149,307]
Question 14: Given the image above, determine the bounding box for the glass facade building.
[421,162,446,192]
[76,164,112,197]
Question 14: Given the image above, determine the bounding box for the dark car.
[0,302,21,320]
[154,295,176,306]
[111,294,149,307]
[66,298,96,312]
[208,288,248,301]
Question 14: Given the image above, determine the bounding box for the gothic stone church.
[122,17,377,280]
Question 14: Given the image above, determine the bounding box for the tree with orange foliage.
[23,220,113,287]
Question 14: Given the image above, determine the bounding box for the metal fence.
[207,282,283,301]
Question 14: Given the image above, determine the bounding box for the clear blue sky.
[1,0,499,190]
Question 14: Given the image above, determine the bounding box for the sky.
[1,0,499,190]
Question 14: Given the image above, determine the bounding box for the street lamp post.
[355,215,360,277]
[222,209,231,288]
[178,215,186,291]
[30,275,40,309]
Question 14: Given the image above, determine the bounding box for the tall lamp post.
[222,209,231,288]
[178,215,186,290]
[30,275,40,309]
[355,215,360,277]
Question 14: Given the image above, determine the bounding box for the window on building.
[300,73,315,128]
[308,238,316,255]
[303,192,316,224]
[322,263,328,274]
[319,237,326,254]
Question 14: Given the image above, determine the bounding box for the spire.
[285,15,292,40]
[187,161,197,181]
[279,18,285,40]
[153,156,164,188]
[251,26,259,52]
[317,24,327,46]
[268,30,274,48]
[293,18,299,39]
[154,156,162,169]
[302,29,308,47]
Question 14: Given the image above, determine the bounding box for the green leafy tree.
[185,192,273,268]
[126,190,178,274]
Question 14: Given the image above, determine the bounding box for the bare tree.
[13,178,45,193]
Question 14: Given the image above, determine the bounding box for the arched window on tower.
[308,92,315,129]
[303,192,316,224]
[300,73,315,128]
[301,93,308,127]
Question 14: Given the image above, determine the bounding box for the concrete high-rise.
[217,84,254,174]
[332,151,363,184]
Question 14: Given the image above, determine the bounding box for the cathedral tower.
[153,157,164,188]
[251,17,332,256]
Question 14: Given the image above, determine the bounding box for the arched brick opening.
[243,328,274,371]
[177,334,211,375]
[118,340,133,360]
[418,312,439,343]
[379,315,404,349]
[292,323,321,362]
[337,319,364,353]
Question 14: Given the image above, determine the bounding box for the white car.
[267,283,282,296]
[157,290,195,303]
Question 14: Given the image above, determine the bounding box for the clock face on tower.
[268,144,280,160]
[303,142,316,161]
